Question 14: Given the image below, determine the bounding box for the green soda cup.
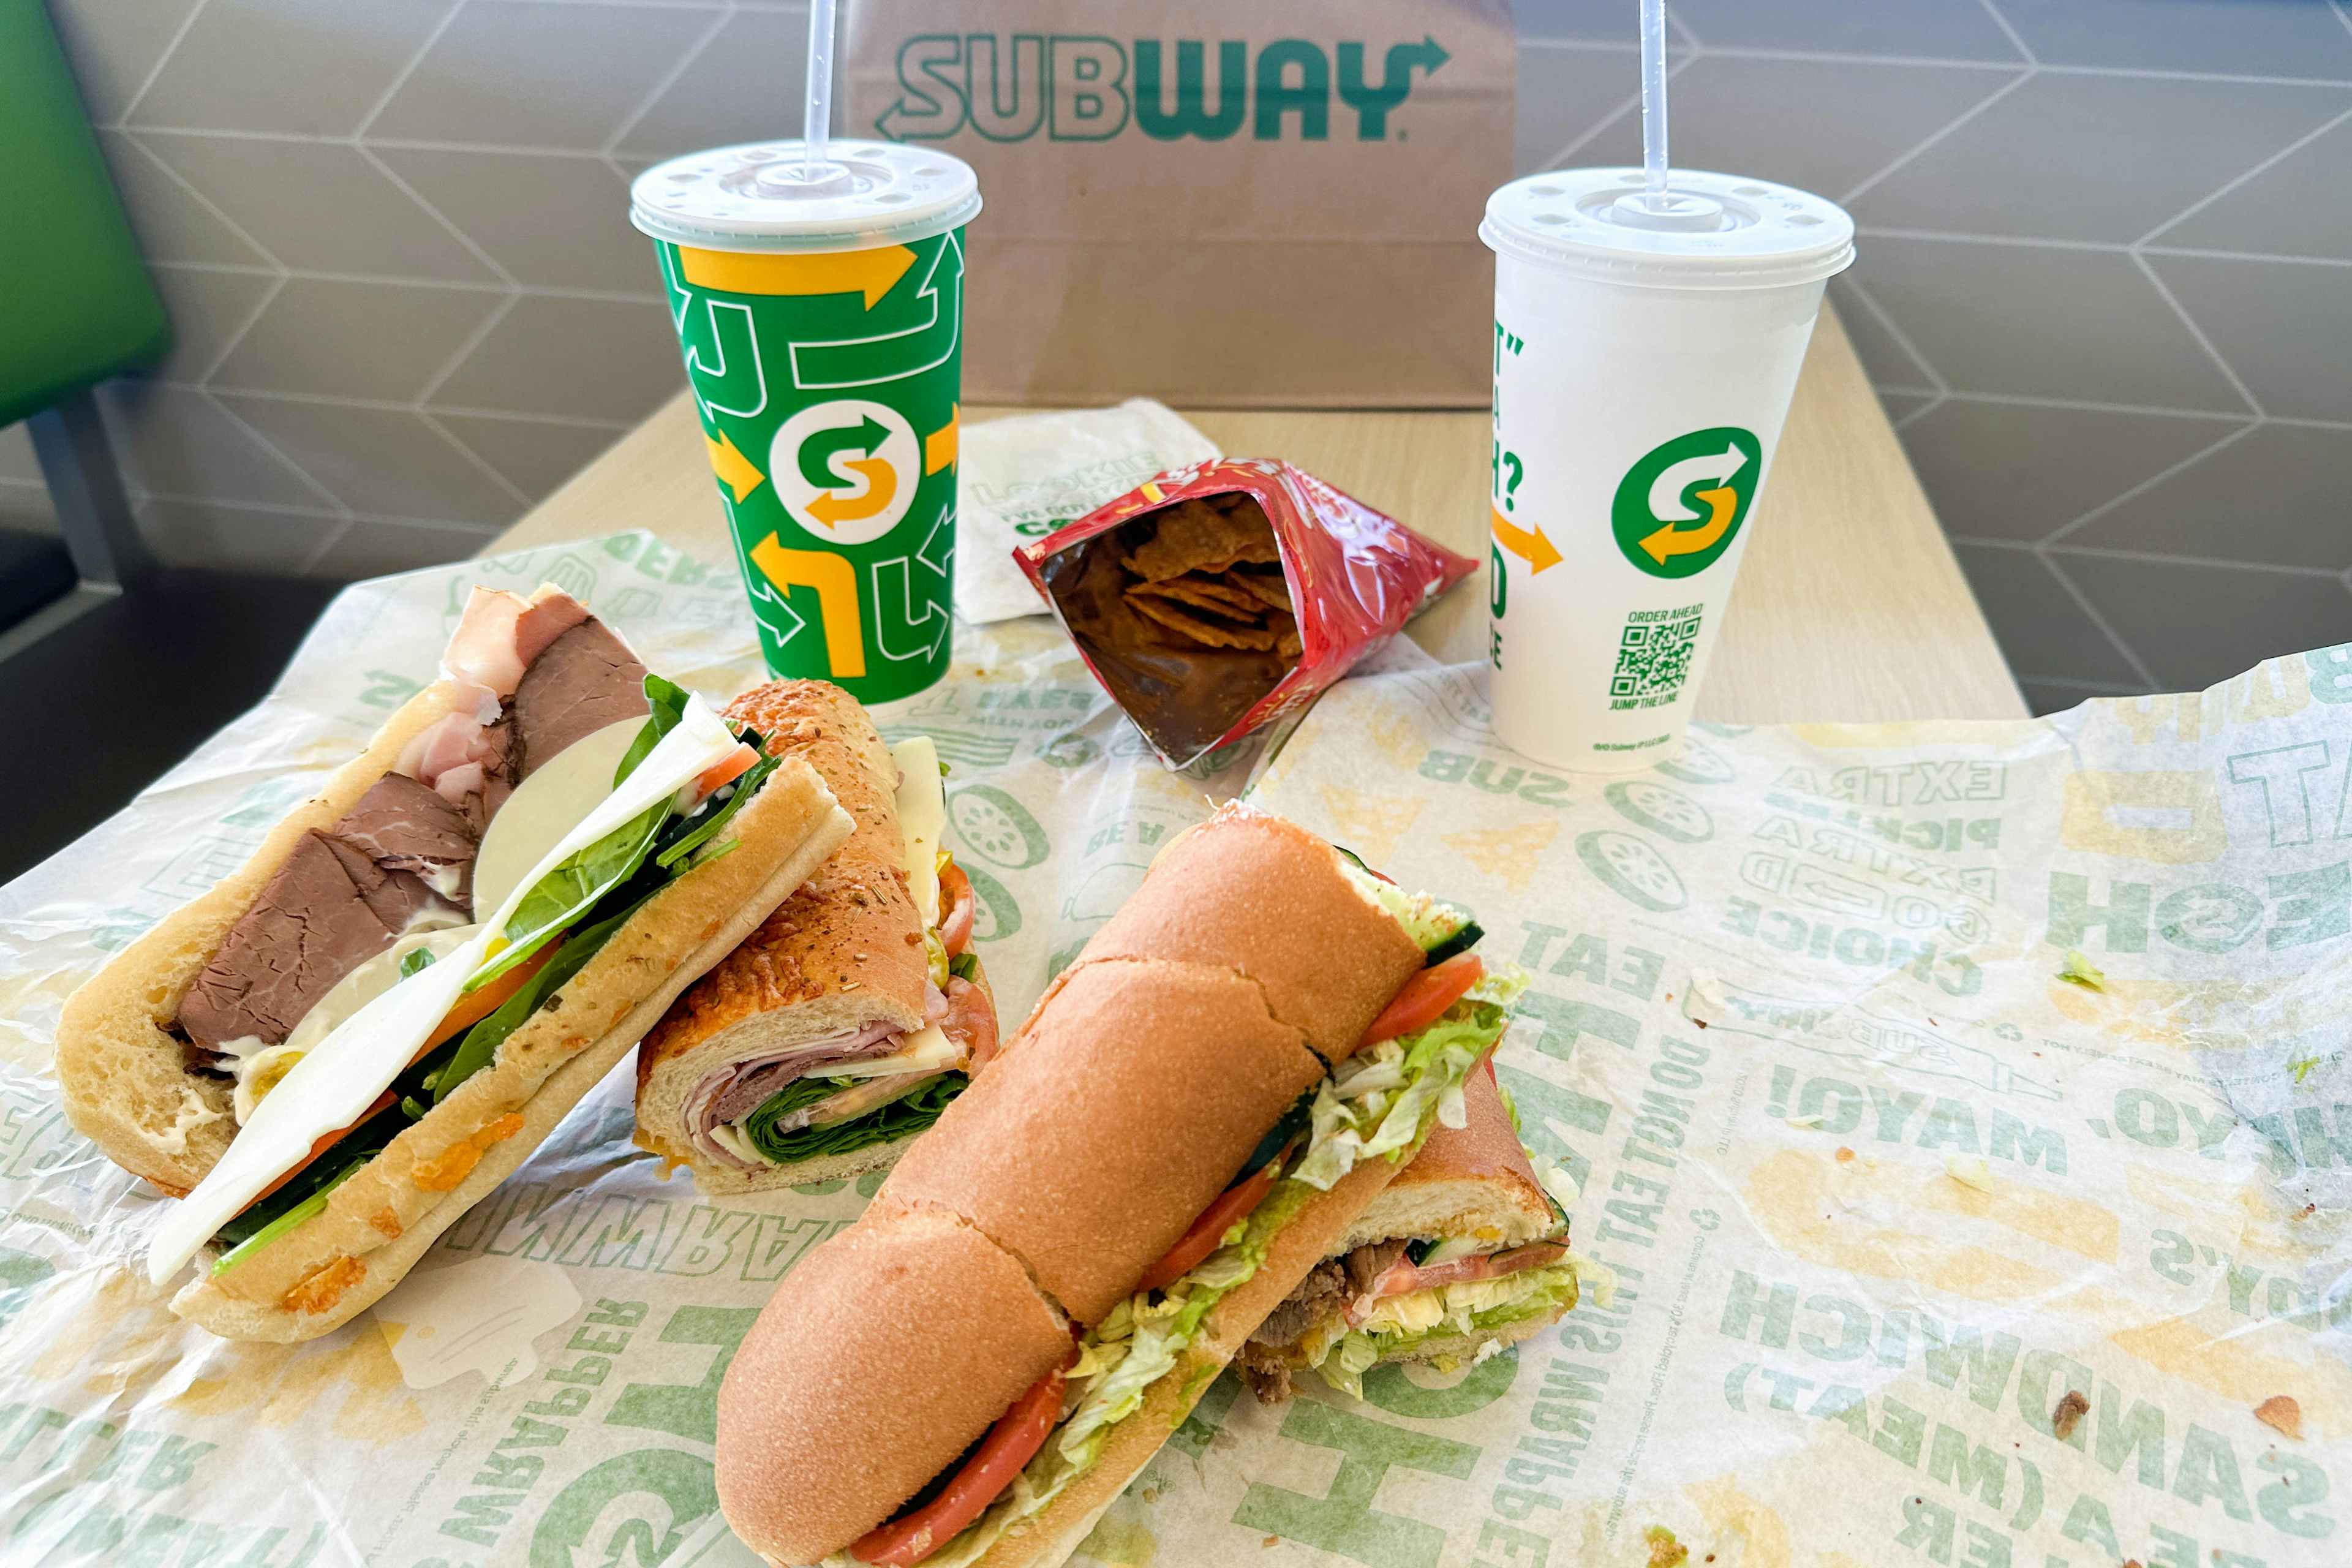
[630,143,981,701]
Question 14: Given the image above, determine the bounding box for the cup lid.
[1481,168,1853,290]
[630,141,981,254]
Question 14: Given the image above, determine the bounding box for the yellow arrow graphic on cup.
[1639,486,1737,565]
[704,431,766,502]
[807,457,897,529]
[677,245,917,309]
[924,406,959,475]
[748,533,866,678]
[1491,506,1562,573]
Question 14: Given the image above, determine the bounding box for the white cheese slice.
[810,1023,959,1083]
[470,720,645,917]
[148,695,744,1285]
[891,736,944,928]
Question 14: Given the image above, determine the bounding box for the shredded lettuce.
[1316,1263,1583,1397]
[1294,971,1529,1190]
[1333,858,1476,952]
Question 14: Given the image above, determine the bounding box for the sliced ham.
[1348,1240,1570,1321]
[683,1020,909,1170]
[443,586,588,699]
[941,974,997,1069]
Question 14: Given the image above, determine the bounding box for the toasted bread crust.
[630,955,996,1194]
[884,957,1326,1325]
[163,760,853,1341]
[638,680,928,1080]
[1058,805,1425,1065]
[1333,1066,1553,1252]
[717,1202,1074,1564]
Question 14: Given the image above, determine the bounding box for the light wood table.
[495,309,2024,724]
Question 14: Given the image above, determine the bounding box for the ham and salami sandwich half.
[634,680,998,1191]
[712,804,1525,1568]
[56,585,854,1341]
[1238,1061,1592,1401]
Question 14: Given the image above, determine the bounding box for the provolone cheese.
[148,695,745,1284]
[891,736,944,928]
[471,719,646,916]
[811,1023,958,1083]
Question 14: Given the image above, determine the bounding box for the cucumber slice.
[1423,919,1484,967]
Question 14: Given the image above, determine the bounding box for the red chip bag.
[1015,458,1476,768]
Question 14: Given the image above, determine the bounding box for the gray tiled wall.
[9,0,2352,714]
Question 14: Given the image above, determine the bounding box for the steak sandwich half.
[1238,1061,1588,1400]
[713,803,1525,1568]
[57,585,853,1341]
[635,680,999,1191]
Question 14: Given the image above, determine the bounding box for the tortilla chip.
[1128,594,1282,650]
[1130,576,1265,620]
[1226,569,1292,612]
[1125,497,1281,582]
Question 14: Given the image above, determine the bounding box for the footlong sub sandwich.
[635,680,998,1191]
[56,586,854,1341]
[1238,1061,1589,1401]
[713,803,1525,1568]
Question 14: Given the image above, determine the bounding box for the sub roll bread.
[634,680,998,1191]
[56,586,854,1341]
[1238,1061,1589,1401]
[715,803,1525,1568]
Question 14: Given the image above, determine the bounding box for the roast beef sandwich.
[1238,1061,1588,1400]
[712,803,1525,1568]
[635,680,998,1191]
[56,585,854,1341]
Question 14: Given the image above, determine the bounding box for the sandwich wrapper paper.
[1,526,2348,1568]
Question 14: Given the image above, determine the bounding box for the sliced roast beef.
[333,774,480,902]
[178,826,465,1050]
[511,620,648,779]
[1343,1239,1412,1295]
[1254,1259,1348,1350]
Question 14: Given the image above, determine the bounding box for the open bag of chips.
[1014,458,1477,767]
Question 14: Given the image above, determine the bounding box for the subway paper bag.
[844,1,1514,409]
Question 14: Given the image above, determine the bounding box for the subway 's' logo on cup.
[878,35,1451,143]
[1611,426,1763,579]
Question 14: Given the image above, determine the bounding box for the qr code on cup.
[1608,608,1702,708]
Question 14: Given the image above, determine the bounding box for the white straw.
[803,0,835,175]
[1639,0,1668,205]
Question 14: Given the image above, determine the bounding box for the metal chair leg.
[27,385,151,588]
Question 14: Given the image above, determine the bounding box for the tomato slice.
[228,940,559,1216]
[938,859,976,959]
[1136,1161,1280,1295]
[851,1366,1068,1566]
[693,742,758,801]
[1361,953,1484,1049]
[421,940,552,1052]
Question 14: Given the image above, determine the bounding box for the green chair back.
[0,0,170,428]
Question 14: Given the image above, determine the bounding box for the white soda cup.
[1479,168,1854,772]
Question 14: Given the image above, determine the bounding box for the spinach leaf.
[614,673,692,786]
[740,1073,965,1164]
[466,797,666,992]
[655,752,780,871]
[399,948,435,979]
[435,899,639,1104]
[209,1104,405,1259]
